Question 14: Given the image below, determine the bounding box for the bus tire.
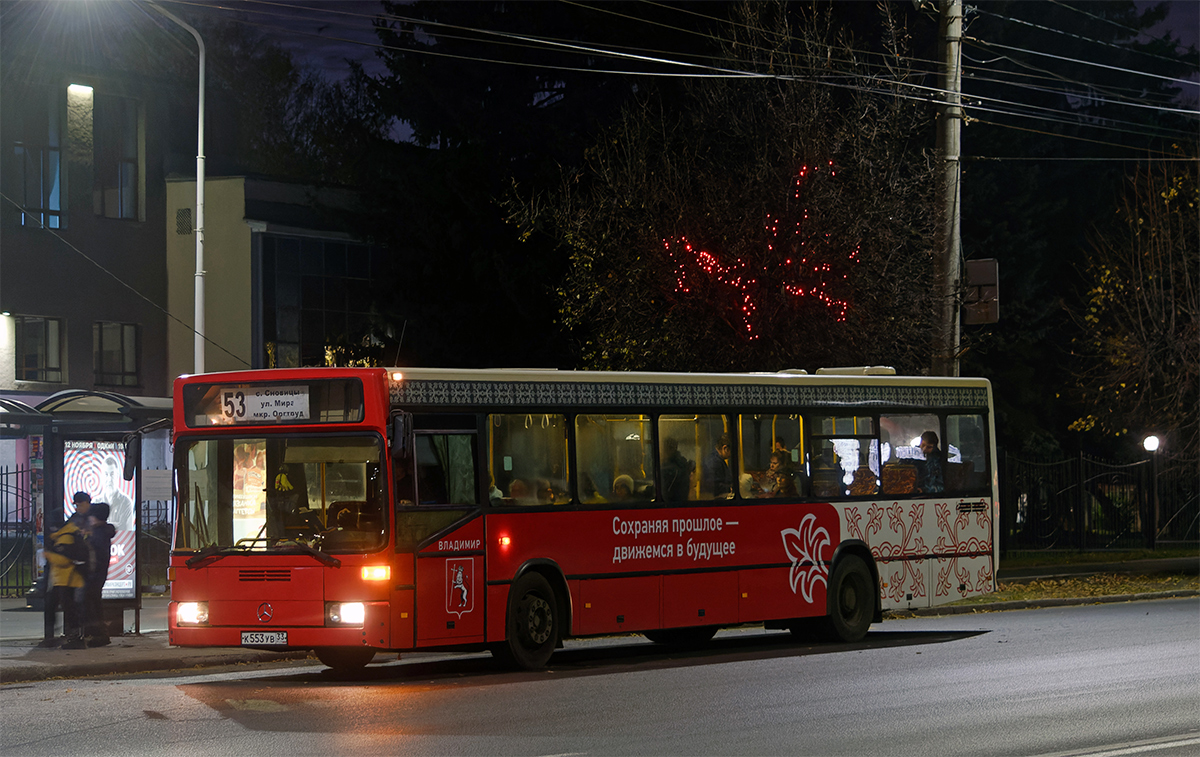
[314,646,376,671]
[643,626,718,648]
[819,554,874,642]
[498,572,558,670]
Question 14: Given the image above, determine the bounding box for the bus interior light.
[327,602,366,626]
[361,565,390,581]
[177,601,209,625]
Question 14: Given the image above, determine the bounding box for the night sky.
[186,0,1199,84]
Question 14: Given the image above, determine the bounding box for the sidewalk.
[2,558,1195,684]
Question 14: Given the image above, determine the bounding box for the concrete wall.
[166,177,253,379]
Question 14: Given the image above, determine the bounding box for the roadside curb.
[0,635,312,685]
[886,589,1200,618]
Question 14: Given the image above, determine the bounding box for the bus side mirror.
[391,413,412,460]
[123,434,141,481]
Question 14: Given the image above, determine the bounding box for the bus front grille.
[238,569,291,582]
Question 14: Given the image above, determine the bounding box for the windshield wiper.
[184,544,245,568]
[274,542,342,568]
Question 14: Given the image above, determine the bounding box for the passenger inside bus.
[702,436,733,499]
[917,431,945,494]
[659,438,694,502]
[612,475,635,500]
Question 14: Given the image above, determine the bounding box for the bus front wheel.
[314,646,376,671]
[497,572,558,670]
[820,555,874,642]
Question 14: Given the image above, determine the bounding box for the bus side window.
[658,414,730,501]
[575,415,655,503]
[879,414,939,495]
[487,415,570,506]
[737,414,805,499]
[808,416,879,499]
[946,414,989,493]
[415,434,478,505]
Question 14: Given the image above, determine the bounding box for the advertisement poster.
[63,440,136,599]
[232,440,267,545]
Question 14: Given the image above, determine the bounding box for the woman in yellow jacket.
[39,493,90,649]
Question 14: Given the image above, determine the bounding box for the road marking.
[1034,734,1200,757]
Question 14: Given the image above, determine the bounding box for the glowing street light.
[1142,433,1163,549]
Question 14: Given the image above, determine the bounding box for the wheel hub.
[523,595,553,645]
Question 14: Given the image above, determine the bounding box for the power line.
[969,5,1197,67]
[0,190,251,368]
[969,36,1200,88]
[166,0,1197,149]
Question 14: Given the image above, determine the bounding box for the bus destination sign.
[182,378,365,428]
[215,385,310,424]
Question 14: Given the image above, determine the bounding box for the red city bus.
[165,366,999,670]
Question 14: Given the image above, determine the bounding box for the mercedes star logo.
[257,602,274,623]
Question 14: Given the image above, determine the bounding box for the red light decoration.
[663,161,857,339]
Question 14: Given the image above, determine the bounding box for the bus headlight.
[177,601,209,625]
[326,602,365,626]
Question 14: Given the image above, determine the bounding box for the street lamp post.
[149,2,205,374]
[1142,435,1161,549]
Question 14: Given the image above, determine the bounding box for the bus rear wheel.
[643,626,718,648]
[314,646,376,671]
[497,572,558,670]
[819,555,874,642]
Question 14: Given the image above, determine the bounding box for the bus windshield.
[175,434,386,554]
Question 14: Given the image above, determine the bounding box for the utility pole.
[932,0,963,377]
[150,3,206,374]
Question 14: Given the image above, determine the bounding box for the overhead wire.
[968,37,1199,88]
[1047,0,1200,57]
[969,5,1197,67]
[0,190,252,368]
[159,0,1197,153]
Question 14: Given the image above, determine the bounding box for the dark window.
[260,234,384,368]
[12,88,62,229]
[15,316,64,382]
[94,94,138,220]
[93,321,139,386]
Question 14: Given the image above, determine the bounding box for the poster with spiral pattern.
[63,440,137,600]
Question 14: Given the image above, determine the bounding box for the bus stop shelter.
[0,390,172,633]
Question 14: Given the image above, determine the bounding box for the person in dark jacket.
[702,435,734,499]
[660,438,694,502]
[84,502,116,646]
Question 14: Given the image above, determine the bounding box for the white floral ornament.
[781,513,831,603]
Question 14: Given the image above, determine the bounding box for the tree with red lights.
[510,2,941,373]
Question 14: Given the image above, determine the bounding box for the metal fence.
[0,466,36,597]
[1002,452,1199,552]
[0,465,177,598]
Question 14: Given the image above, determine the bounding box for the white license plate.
[241,631,287,646]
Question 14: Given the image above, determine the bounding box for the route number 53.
[222,391,246,420]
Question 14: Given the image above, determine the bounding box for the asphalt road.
[2,598,1197,757]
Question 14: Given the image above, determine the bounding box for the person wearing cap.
[84,502,117,646]
[39,492,91,648]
